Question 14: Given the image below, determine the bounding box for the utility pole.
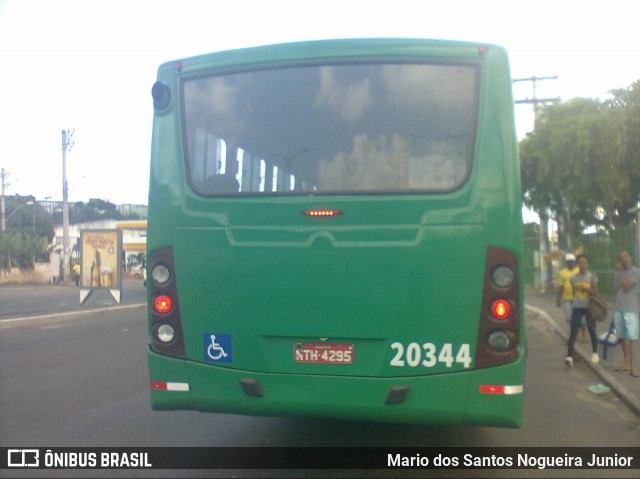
[513,75,560,120]
[1,168,9,232]
[514,75,560,292]
[61,129,74,283]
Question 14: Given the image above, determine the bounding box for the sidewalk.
[525,290,640,417]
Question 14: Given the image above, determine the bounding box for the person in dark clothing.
[564,254,599,367]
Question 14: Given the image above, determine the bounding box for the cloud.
[318,133,468,192]
[381,64,475,110]
[318,133,409,190]
[183,77,246,139]
[315,67,372,122]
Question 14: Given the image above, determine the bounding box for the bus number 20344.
[390,342,472,368]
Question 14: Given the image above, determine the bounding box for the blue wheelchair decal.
[204,334,232,363]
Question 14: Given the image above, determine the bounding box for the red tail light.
[491,299,511,320]
[154,295,173,314]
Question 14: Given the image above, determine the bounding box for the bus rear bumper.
[148,350,524,428]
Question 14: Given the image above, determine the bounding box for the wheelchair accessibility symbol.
[204,333,232,363]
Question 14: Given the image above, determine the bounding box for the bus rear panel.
[147,39,524,428]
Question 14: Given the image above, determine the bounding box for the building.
[38,200,147,219]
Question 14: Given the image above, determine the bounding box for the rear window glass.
[182,62,478,195]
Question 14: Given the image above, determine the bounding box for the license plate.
[293,343,354,364]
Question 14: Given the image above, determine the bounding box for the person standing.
[556,253,579,325]
[613,251,640,377]
[564,254,599,367]
[72,262,81,287]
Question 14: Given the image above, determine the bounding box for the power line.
[513,75,560,120]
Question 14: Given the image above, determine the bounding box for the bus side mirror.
[152,82,171,110]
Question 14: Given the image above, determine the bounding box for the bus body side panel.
[149,349,524,427]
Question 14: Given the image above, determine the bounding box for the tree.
[21,234,49,270]
[0,231,50,270]
[520,80,640,247]
[1,196,54,269]
[0,231,21,269]
[608,80,640,224]
[4,196,54,241]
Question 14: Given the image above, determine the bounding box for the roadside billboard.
[79,229,122,303]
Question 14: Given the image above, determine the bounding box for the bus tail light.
[487,330,513,351]
[148,246,185,357]
[490,299,511,320]
[154,295,173,314]
[151,264,171,285]
[156,324,175,343]
[491,265,515,289]
[474,247,520,368]
[303,209,342,217]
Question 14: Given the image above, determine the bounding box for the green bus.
[147,39,524,428]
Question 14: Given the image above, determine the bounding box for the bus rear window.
[182,63,478,196]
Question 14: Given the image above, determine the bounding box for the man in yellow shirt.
[556,253,579,324]
[565,254,599,366]
[72,262,81,287]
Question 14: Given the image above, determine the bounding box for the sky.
[0,0,639,206]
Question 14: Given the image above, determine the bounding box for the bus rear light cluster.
[475,247,520,368]
[148,247,185,357]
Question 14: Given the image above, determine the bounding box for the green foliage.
[21,234,49,269]
[3,197,54,241]
[0,231,49,270]
[520,80,640,243]
[608,81,640,224]
[0,231,21,269]
[1,196,54,269]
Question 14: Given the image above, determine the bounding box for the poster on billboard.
[79,229,122,304]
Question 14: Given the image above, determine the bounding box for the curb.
[525,303,640,418]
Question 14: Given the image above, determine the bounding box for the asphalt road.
[0,297,639,477]
[0,278,147,318]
